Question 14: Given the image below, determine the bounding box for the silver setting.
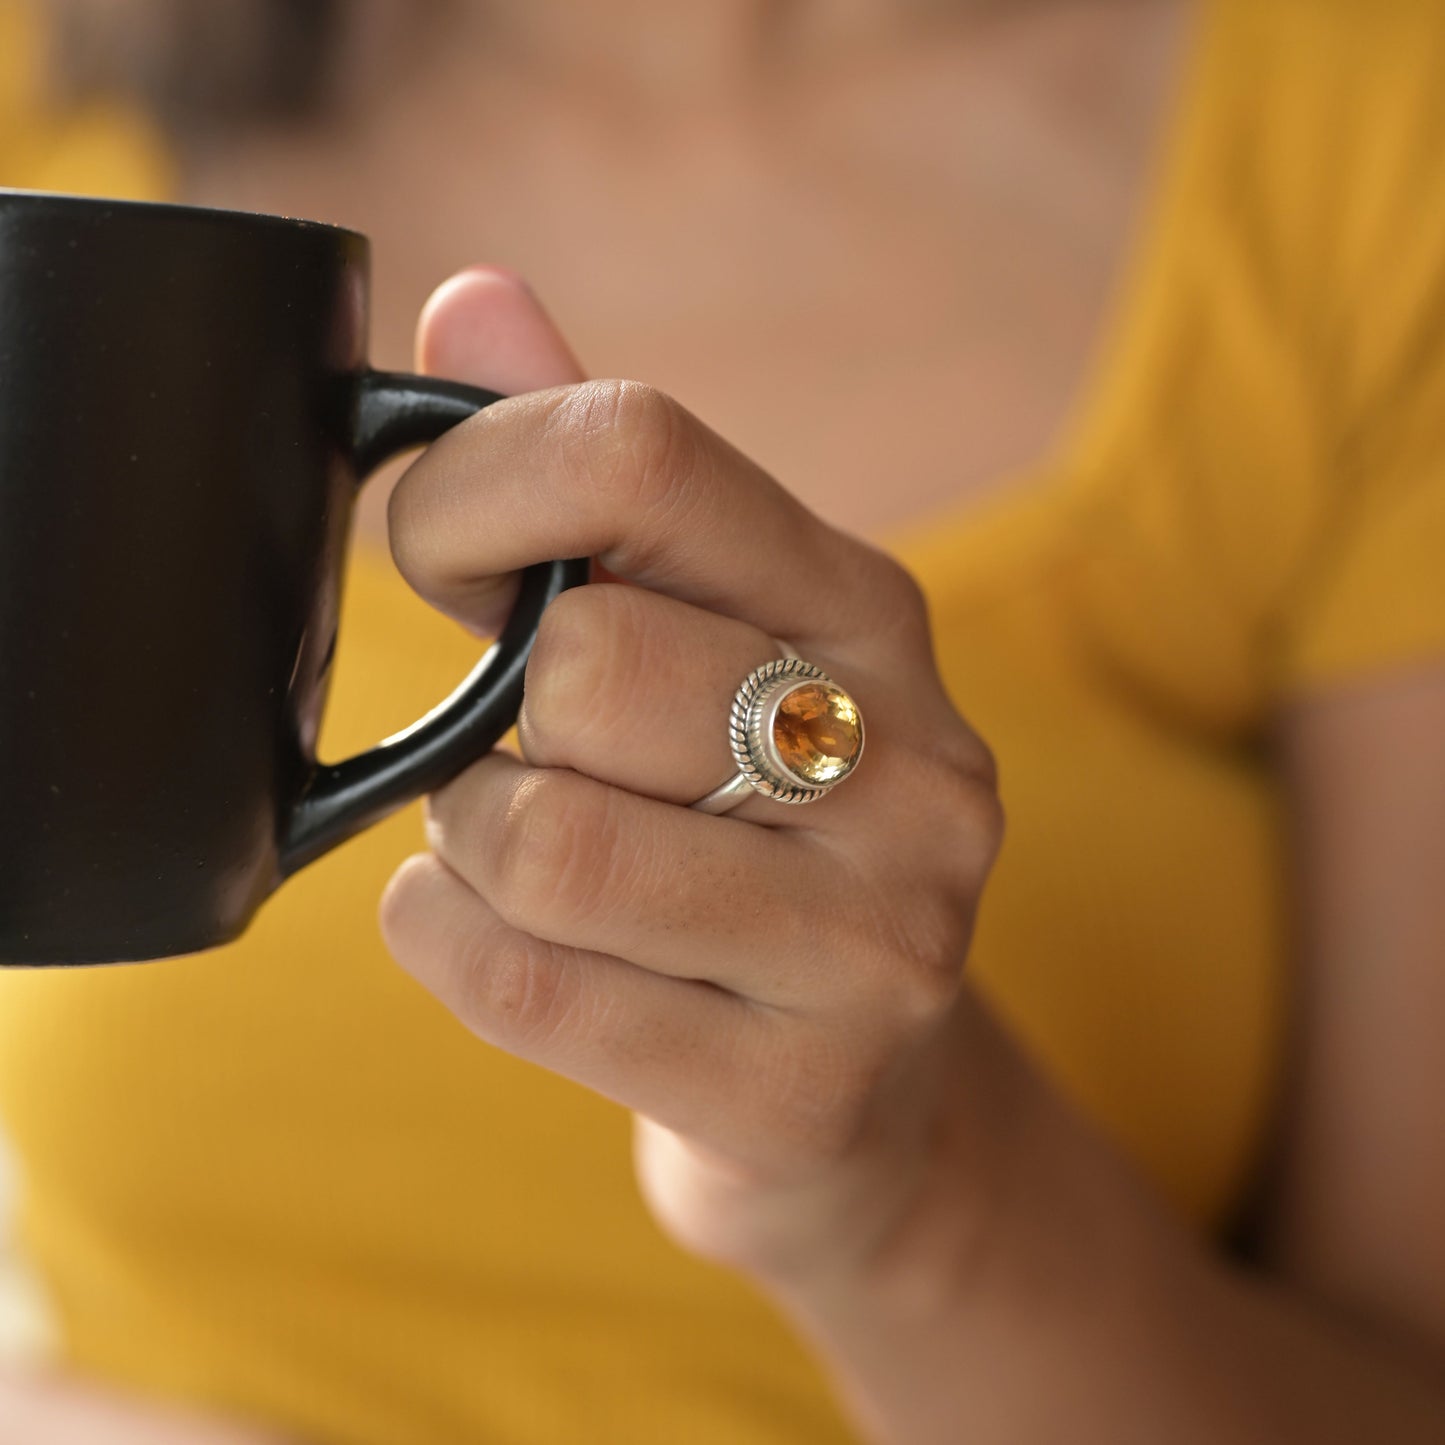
[691,656,864,814]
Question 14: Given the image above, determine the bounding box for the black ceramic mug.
[0,190,587,966]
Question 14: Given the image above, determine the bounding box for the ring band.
[691,654,865,814]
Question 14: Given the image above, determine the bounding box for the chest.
[402,142,1125,534]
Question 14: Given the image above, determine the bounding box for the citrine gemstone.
[772,683,863,785]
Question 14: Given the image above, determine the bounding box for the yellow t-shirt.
[3,1,1445,1442]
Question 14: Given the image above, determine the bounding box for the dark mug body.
[0,191,583,965]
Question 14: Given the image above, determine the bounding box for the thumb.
[409,267,602,643]
[415,265,587,393]
[414,266,626,610]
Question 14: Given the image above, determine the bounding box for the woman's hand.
[379,268,1003,1289]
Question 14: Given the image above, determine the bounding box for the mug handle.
[280,370,588,877]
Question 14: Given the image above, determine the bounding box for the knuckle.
[766,1029,887,1164]
[376,855,579,1056]
[853,543,931,642]
[488,769,614,936]
[944,721,1002,797]
[879,904,971,1024]
[881,554,931,630]
[907,744,1005,871]
[940,765,1006,876]
[465,934,577,1055]
[850,857,977,1026]
[557,379,699,524]
[897,909,974,1021]
[845,750,1003,1025]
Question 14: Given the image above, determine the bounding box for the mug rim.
[0,187,366,246]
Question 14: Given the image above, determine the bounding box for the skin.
[8,0,1445,1439]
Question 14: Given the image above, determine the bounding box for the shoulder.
[1201,0,1445,694]
[1208,0,1445,335]
[1057,1,1445,719]
[1226,0,1445,103]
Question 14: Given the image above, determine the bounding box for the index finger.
[386,379,916,655]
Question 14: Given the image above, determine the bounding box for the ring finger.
[518,582,871,826]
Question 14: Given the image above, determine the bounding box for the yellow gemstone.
[772,683,863,785]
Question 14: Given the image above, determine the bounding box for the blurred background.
[0,0,172,200]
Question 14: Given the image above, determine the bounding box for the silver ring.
[691,655,865,815]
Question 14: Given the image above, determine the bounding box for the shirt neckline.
[349,0,1224,592]
[883,0,1223,572]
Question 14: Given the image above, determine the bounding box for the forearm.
[761,989,1445,1445]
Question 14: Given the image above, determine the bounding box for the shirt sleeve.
[1275,386,1445,693]
[1271,5,1445,696]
